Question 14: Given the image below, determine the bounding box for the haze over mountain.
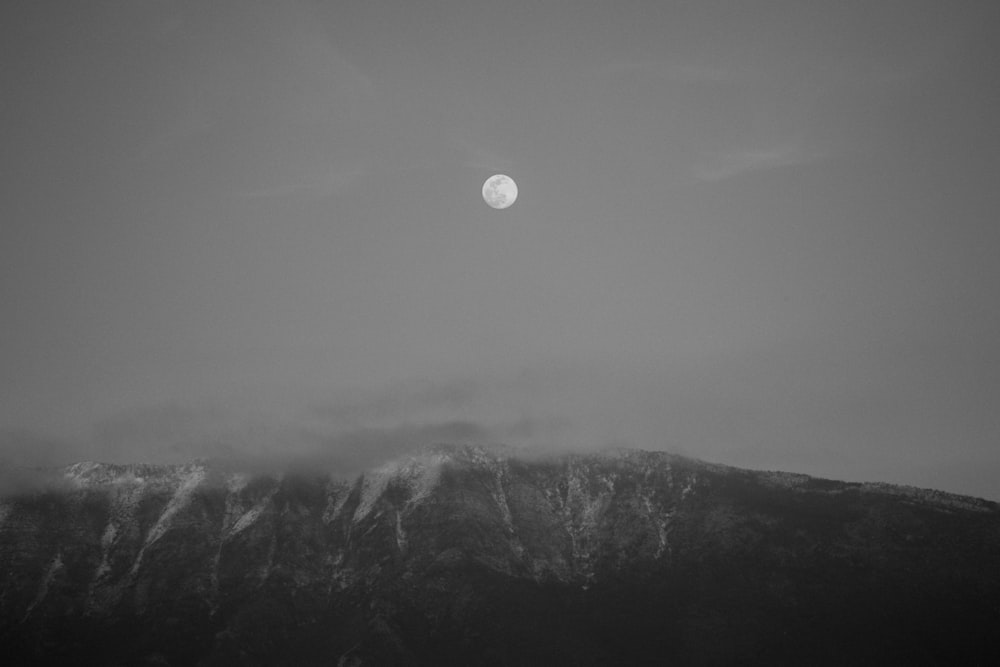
[2,445,998,665]
[3,1,1000,502]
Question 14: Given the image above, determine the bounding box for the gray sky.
[2,1,999,498]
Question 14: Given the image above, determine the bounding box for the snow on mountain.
[1,444,998,665]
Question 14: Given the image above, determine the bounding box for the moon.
[482,174,518,209]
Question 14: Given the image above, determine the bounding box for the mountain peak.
[2,445,999,664]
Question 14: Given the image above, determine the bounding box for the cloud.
[293,421,493,475]
[456,138,515,173]
[235,165,368,200]
[64,379,553,474]
[0,429,84,468]
[136,0,377,197]
[596,60,754,84]
[5,351,998,500]
[295,377,570,473]
[693,144,827,182]
[43,372,580,475]
[86,401,308,464]
[0,430,86,496]
[308,377,484,428]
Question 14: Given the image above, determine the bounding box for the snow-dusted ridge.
[3,444,999,665]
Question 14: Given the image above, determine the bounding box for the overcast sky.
[2,1,999,498]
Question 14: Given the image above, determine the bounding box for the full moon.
[482,174,518,209]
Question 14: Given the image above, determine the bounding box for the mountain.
[1,444,998,665]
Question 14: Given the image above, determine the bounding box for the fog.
[4,350,998,501]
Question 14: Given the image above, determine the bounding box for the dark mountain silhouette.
[1,444,998,665]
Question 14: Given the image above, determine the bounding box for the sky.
[2,0,999,499]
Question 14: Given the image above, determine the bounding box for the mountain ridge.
[2,444,998,665]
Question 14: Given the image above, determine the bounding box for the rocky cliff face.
[2,445,998,665]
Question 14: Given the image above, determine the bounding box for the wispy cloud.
[136,0,377,179]
[693,144,827,182]
[0,429,84,468]
[235,165,368,200]
[454,136,515,173]
[596,59,755,84]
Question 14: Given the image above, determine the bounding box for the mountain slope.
[2,445,998,665]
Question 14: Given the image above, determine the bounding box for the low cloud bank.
[4,355,1000,501]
